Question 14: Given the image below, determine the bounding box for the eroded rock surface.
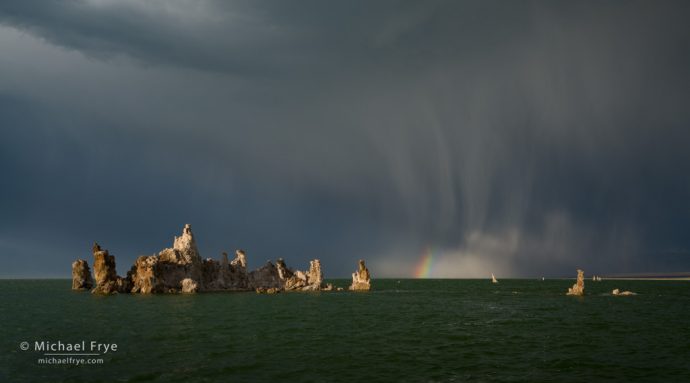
[349,259,371,291]
[129,255,156,293]
[128,225,251,293]
[306,259,323,288]
[276,258,329,291]
[566,269,585,296]
[248,261,283,290]
[231,250,247,268]
[201,254,249,291]
[91,243,130,294]
[174,224,201,264]
[71,259,93,290]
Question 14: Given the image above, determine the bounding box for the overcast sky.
[1,0,689,278]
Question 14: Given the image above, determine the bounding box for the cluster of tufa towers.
[72,224,371,294]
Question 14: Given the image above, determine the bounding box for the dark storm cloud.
[1,1,689,277]
[0,0,282,75]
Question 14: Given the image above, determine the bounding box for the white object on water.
[612,288,636,296]
[491,273,498,284]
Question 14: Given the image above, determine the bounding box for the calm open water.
[1,279,689,382]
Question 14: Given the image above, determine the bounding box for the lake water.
[1,279,689,382]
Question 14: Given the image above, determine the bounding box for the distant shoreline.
[598,277,690,281]
[1,277,689,281]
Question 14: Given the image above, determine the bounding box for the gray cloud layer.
[1,0,689,277]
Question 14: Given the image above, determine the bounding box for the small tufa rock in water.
[612,288,636,296]
[181,278,198,293]
[349,259,371,291]
[566,269,585,296]
[71,259,93,290]
[255,287,280,294]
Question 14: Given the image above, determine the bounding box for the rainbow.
[414,248,434,278]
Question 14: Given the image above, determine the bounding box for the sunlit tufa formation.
[263,258,330,291]
[71,259,93,290]
[181,278,199,293]
[173,224,200,264]
[566,269,585,296]
[73,224,344,294]
[349,259,371,291]
[90,243,131,294]
[129,224,205,293]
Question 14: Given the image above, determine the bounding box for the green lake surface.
[1,279,689,382]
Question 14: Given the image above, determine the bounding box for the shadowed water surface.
[1,279,689,382]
